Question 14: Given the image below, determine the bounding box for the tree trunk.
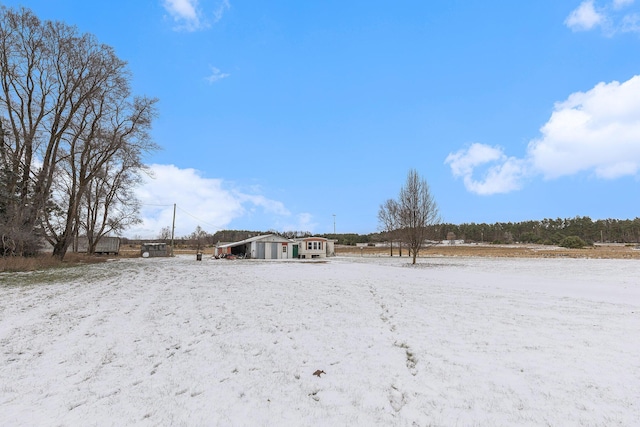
[52,236,71,260]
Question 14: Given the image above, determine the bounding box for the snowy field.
[1,255,638,426]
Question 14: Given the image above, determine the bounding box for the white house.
[216,235,335,259]
[295,236,332,259]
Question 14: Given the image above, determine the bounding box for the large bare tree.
[0,6,157,258]
[393,169,440,264]
[42,92,157,259]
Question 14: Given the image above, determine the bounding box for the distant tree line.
[321,233,371,246]
[429,216,640,245]
[320,216,640,246]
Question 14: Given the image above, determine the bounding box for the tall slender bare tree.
[378,198,400,256]
[76,153,144,254]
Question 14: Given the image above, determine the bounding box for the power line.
[175,205,219,230]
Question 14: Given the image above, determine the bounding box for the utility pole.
[171,203,176,257]
[333,214,336,234]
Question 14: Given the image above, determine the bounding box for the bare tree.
[396,169,440,264]
[0,9,53,256]
[77,158,144,254]
[0,6,157,259]
[158,226,171,242]
[189,225,208,252]
[45,94,157,258]
[378,198,400,256]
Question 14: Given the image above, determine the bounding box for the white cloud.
[164,0,198,19]
[621,12,640,31]
[163,0,201,30]
[445,143,504,177]
[273,213,318,234]
[445,143,527,195]
[565,1,604,31]
[528,75,640,179]
[213,0,231,23]
[565,0,640,34]
[613,0,634,9]
[128,164,292,238]
[236,194,290,216]
[446,75,640,195]
[163,0,230,31]
[206,66,230,84]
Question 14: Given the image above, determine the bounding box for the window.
[282,245,287,253]
[306,240,325,251]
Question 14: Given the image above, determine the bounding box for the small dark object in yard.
[313,370,326,377]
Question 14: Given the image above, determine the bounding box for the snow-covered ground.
[1,255,638,426]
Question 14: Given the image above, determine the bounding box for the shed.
[76,236,120,255]
[141,242,169,257]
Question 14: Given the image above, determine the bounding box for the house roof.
[216,234,292,249]
[295,236,329,242]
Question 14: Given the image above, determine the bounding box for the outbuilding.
[216,234,297,259]
[141,242,169,257]
[76,236,120,255]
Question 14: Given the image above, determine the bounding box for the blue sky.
[6,0,640,238]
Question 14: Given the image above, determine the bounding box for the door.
[271,243,278,259]
[256,242,265,259]
[292,244,298,258]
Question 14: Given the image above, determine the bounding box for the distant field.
[115,242,640,259]
[336,243,640,259]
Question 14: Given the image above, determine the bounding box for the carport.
[215,234,294,259]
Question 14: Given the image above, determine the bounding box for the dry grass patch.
[119,245,217,258]
[336,244,640,260]
[0,253,110,273]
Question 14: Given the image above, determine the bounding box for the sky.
[4,0,640,238]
